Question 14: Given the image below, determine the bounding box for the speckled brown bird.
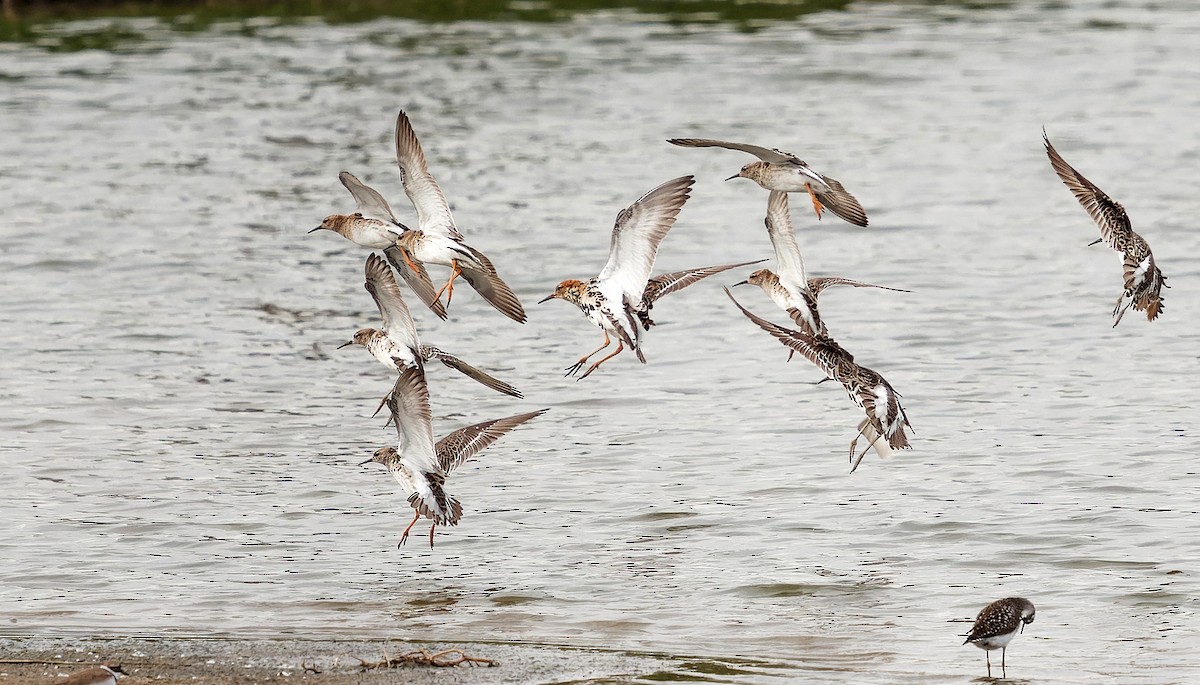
[963,597,1036,678]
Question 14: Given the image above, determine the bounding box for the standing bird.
[725,288,911,472]
[62,661,126,685]
[310,170,448,320]
[391,110,526,323]
[963,597,1036,678]
[538,175,696,379]
[360,365,546,548]
[338,254,522,400]
[667,138,868,227]
[1043,130,1167,326]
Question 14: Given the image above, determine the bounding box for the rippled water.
[2,1,1199,682]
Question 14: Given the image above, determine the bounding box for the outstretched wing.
[807,276,911,297]
[643,259,766,305]
[764,191,810,296]
[386,365,440,477]
[456,248,528,323]
[435,409,547,473]
[667,138,801,164]
[1043,130,1132,250]
[339,171,401,225]
[724,287,850,378]
[394,110,462,241]
[383,245,448,320]
[364,254,420,352]
[813,176,869,228]
[420,344,523,399]
[597,175,694,303]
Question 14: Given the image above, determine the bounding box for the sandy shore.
[0,637,685,684]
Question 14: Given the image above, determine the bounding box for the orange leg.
[578,341,625,380]
[565,331,611,376]
[433,259,462,307]
[805,182,825,220]
[398,511,421,548]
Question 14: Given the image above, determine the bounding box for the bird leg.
[433,259,462,308]
[805,182,825,220]
[986,650,991,678]
[1001,647,1006,679]
[1112,293,1133,327]
[428,523,437,549]
[372,391,392,419]
[565,332,611,376]
[848,418,882,474]
[398,511,421,548]
[578,341,625,380]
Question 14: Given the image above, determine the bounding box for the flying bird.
[668,137,868,227]
[1043,130,1166,326]
[391,110,526,322]
[338,254,522,401]
[310,171,448,320]
[360,366,545,548]
[725,288,911,472]
[539,175,700,379]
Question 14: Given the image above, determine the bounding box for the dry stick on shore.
[354,648,497,669]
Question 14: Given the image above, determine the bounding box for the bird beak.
[732,279,749,287]
[308,226,324,233]
[724,173,740,181]
[358,458,374,467]
[538,294,557,304]
[336,340,354,349]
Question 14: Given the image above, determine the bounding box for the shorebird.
[963,597,1036,678]
[539,175,700,378]
[667,138,868,227]
[61,661,126,685]
[360,366,545,548]
[338,254,522,400]
[725,288,911,472]
[391,110,526,323]
[310,170,448,320]
[732,192,906,335]
[1043,130,1167,326]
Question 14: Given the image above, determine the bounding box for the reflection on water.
[1,0,1199,683]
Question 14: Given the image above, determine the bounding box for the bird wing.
[596,175,694,304]
[435,409,547,473]
[338,171,401,225]
[813,176,869,227]
[383,245,448,320]
[364,253,420,353]
[807,276,911,297]
[386,365,440,477]
[455,246,528,323]
[420,344,523,399]
[394,110,463,241]
[642,259,766,305]
[724,287,848,379]
[1043,130,1132,250]
[667,138,799,164]
[764,191,811,297]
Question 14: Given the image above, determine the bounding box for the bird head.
[337,328,376,350]
[726,161,766,182]
[359,446,397,467]
[539,279,585,305]
[309,213,360,236]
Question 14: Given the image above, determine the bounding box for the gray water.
[1,1,1199,682]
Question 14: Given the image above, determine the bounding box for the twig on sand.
[353,648,497,669]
